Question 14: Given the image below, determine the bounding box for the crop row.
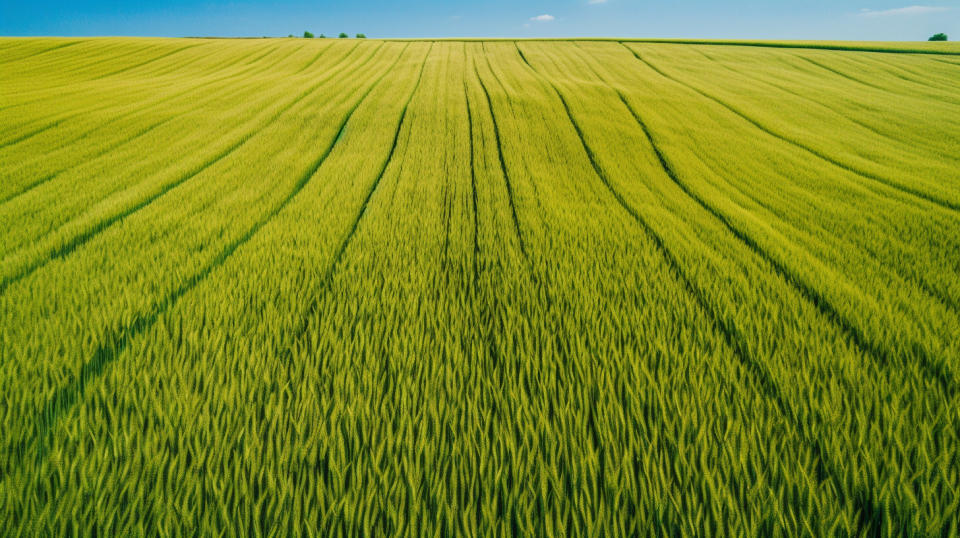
[1,38,958,535]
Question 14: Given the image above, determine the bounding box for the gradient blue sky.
[2,1,957,40]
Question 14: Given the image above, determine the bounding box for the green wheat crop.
[1,36,958,536]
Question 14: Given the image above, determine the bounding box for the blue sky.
[1,1,957,40]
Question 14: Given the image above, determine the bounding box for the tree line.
[294,31,365,39]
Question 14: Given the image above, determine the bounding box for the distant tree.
[319,34,326,38]
[303,31,314,38]
[356,33,366,38]
[288,34,294,38]
[929,33,948,41]
[339,32,349,38]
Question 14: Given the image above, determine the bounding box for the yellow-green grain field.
[1,37,959,536]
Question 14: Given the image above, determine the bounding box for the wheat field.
[1,37,959,536]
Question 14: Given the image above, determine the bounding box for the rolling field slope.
[1,37,959,536]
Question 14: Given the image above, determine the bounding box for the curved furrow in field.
[693,48,920,152]
[1,85,179,148]
[2,39,129,70]
[793,54,960,108]
[626,46,960,214]
[637,114,960,316]
[931,56,960,66]
[3,86,260,204]
[518,43,898,533]
[620,49,957,392]
[0,40,80,65]
[265,44,432,362]
[2,41,319,146]
[0,40,164,93]
[840,52,960,97]
[533,41,960,534]
[463,70,481,287]
[716,49,960,169]
[0,42,350,205]
[324,44,431,278]
[295,40,340,73]
[480,45,546,212]
[616,44,960,364]
[18,40,169,80]
[616,85,956,536]
[0,43,248,136]
[49,41,185,80]
[0,121,166,204]
[515,41,862,533]
[624,45,960,310]
[4,43,416,475]
[0,119,67,149]
[473,55,529,261]
[0,42,376,213]
[656,97,955,391]
[0,40,41,60]
[658,49,960,313]
[63,41,213,83]
[0,41,277,134]
[0,40,253,116]
[0,43,392,295]
[440,160,454,271]
[1,42,382,238]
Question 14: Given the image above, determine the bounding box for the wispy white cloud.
[858,5,950,17]
[530,14,555,22]
[588,0,608,4]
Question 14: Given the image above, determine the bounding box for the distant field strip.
[1,37,958,536]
